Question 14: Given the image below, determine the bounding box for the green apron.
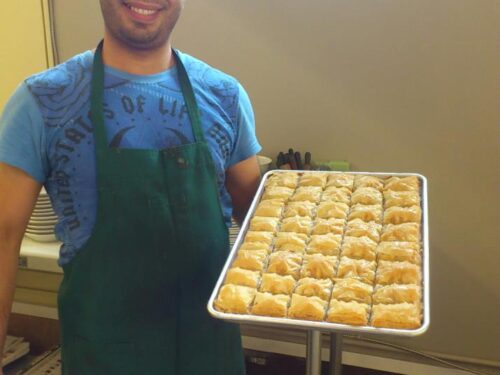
[57,41,245,375]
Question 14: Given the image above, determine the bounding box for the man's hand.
[225,155,261,225]
[0,163,41,362]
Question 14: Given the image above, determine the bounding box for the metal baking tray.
[208,171,429,337]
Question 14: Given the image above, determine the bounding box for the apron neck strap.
[90,40,205,153]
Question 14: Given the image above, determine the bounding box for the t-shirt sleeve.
[227,82,262,168]
[0,83,48,183]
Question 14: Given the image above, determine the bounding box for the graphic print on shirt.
[19,51,251,265]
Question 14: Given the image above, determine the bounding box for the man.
[0,0,261,373]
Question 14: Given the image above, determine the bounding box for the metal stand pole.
[328,333,343,375]
[306,330,322,375]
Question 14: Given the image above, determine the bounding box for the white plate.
[25,232,57,243]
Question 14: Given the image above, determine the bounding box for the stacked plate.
[25,188,57,242]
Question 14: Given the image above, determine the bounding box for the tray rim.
[207,170,430,337]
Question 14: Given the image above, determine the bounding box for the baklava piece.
[353,175,384,191]
[380,223,420,242]
[300,254,338,280]
[321,187,351,205]
[299,173,328,188]
[251,292,290,318]
[280,216,313,235]
[214,284,256,314]
[232,250,267,272]
[290,186,323,203]
[383,206,422,225]
[326,174,355,190]
[372,284,422,305]
[377,242,421,264]
[384,176,420,192]
[283,201,317,218]
[307,233,342,256]
[311,218,345,235]
[259,273,296,295]
[331,278,373,304]
[375,260,422,285]
[274,232,308,253]
[261,186,294,202]
[239,242,270,252]
[336,257,376,284]
[340,236,378,261]
[371,303,421,329]
[288,294,327,321]
[254,199,285,217]
[316,201,349,220]
[265,172,299,189]
[326,299,370,326]
[351,187,383,206]
[249,216,280,232]
[294,278,333,301]
[225,267,261,288]
[348,204,383,223]
[244,231,274,246]
[267,251,303,279]
[383,190,420,208]
[345,219,381,242]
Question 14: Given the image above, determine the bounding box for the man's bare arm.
[0,163,41,367]
[225,155,261,226]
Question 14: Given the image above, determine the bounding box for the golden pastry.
[254,199,285,217]
[283,201,317,218]
[377,242,421,264]
[345,218,381,242]
[326,174,355,190]
[351,187,383,206]
[348,204,382,223]
[244,231,274,246]
[275,232,308,253]
[294,278,333,301]
[383,190,420,208]
[307,233,342,256]
[384,176,419,192]
[288,294,327,321]
[383,206,422,225]
[290,186,323,203]
[249,216,280,232]
[331,278,373,304]
[340,236,377,261]
[214,284,256,314]
[321,187,351,204]
[375,260,422,285]
[316,201,349,219]
[336,257,376,284]
[300,254,338,280]
[239,242,270,252]
[262,186,294,201]
[380,223,420,242]
[265,172,299,189]
[232,250,267,272]
[299,173,328,188]
[251,292,290,317]
[267,251,303,279]
[326,299,370,326]
[259,273,296,295]
[280,216,313,235]
[373,284,422,305]
[371,303,422,329]
[353,175,384,191]
[225,267,261,288]
[311,218,345,235]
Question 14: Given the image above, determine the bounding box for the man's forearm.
[0,238,20,362]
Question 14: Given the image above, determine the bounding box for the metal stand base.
[305,331,343,375]
[329,333,342,375]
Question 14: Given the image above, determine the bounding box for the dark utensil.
[294,152,303,169]
[304,152,312,170]
[288,149,298,169]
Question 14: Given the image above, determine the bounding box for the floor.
[245,350,398,375]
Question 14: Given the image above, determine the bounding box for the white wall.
[53,0,500,366]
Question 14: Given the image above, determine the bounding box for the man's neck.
[101,34,175,75]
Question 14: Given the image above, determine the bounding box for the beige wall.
[53,0,500,365]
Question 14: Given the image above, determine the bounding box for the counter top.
[19,237,61,273]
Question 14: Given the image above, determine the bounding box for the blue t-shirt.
[0,50,261,265]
